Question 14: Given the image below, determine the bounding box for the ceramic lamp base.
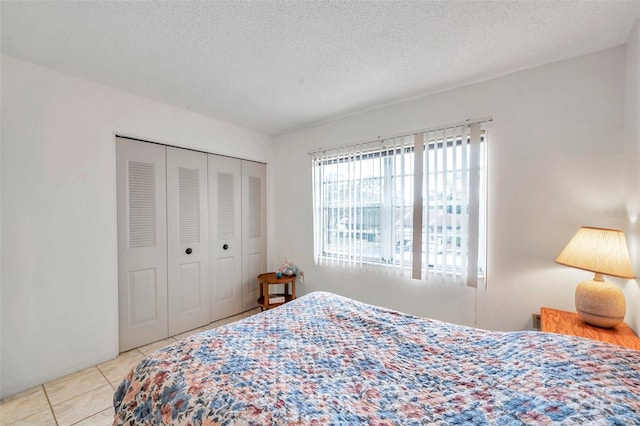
[575,279,625,328]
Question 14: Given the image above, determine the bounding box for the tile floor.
[0,309,260,426]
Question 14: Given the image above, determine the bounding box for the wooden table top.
[257,272,296,284]
[541,307,640,351]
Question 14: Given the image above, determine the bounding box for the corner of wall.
[624,19,640,333]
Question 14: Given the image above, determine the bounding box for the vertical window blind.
[311,120,488,287]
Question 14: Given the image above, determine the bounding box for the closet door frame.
[116,136,267,349]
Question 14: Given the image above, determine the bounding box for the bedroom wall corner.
[624,19,640,334]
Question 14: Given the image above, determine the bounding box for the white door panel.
[127,268,159,325]
[167,147,209,336]
[116,138,168,351]
[208,155,242,321]
[242,161,267,311]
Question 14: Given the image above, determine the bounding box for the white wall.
[0,55,273,397]
[624,19,640,332]
[272,47,630,332]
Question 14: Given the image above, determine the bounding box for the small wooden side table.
[257,272,296,311]
[541,307,640,351]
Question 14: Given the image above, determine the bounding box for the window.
[311,121,488,287]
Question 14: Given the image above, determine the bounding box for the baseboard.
[0,351,118,400]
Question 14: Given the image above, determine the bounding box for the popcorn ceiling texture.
[2,1,639,135]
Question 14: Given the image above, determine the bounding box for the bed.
[113,291,640,425]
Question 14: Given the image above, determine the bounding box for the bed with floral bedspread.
[113,291,640,425]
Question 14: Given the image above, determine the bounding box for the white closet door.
[241,161,267,311]
[167,147,210,336]
[116,138,168,351]
[208,155,242,321]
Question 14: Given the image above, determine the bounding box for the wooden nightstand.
[257,272,296,311]
[541,307,640,351]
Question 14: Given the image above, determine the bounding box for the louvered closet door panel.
[116,138,168,351]
[208,155,242,321]
[167,147,210,336]
[241,161,267,311]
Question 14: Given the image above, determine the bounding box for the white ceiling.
[2,1,640,136]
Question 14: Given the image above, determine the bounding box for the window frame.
[311,121,488,286]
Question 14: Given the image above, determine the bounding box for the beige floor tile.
[137,337,176,356]
[72,407,114,426]
[51,384,113,426]
[6,408,56,426]
[44,366,110,406]
[172,327,206,341]
[0,386,49,425]
[96,350,144,386]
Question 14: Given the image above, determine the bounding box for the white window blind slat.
[412,133,424,280]
[443,130,451,276]
[460,125,470,285]
[432,131,440,278]
[451,127,460,285]
[467,123,482,288]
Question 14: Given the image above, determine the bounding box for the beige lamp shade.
[555,226,634,328]
[555,226,634,279]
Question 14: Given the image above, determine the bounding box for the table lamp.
[555,226,634,328]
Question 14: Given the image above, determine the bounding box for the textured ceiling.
[2,1,640,136]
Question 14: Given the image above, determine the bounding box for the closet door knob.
[185,248,193,255]
[223,244,229,250]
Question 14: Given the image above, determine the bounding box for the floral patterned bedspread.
[113,291,640,425]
